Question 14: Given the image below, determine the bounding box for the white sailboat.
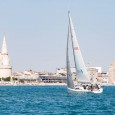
[66,12,103,93]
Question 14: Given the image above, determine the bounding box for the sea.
[0,86,115,115]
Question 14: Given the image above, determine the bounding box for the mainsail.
[66,25,74,89]
[68,12,90,83]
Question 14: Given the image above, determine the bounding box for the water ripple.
[0,86,115,114]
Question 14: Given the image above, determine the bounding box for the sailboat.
[66,12,103,93]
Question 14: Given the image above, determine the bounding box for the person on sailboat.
[91,84,94,91]
[95,84,99,89]
[83,85,86,89]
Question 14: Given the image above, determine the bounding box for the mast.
[68,11,77,77]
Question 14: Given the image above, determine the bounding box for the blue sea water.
[0,86,115,115]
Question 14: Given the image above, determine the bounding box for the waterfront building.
[0,36,12,78]
[87,67,102,73]
[108,61,115,84]
[97,73,109,85]
[56,68,66,76]
[56,67,109,84]
[14,70,66,84]
[87,67,98,83]
[56,67,76,76]
[39,75,66,83]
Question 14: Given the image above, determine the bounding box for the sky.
[0,0,115,72]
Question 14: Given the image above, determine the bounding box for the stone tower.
[0,35,12,78]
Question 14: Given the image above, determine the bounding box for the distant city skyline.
[0,0,115,72]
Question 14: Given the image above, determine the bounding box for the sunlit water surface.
[0,86,115,114]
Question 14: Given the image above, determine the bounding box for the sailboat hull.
[68,87,91,93]
[67,87,103,93]
[92,88,103,93]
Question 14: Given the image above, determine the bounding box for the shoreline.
[0,82,67,86]
[0,82,115,87]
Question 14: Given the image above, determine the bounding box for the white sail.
[66,25,74,89]
[68,12,90,83]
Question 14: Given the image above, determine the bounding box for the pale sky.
[0,0,115,72]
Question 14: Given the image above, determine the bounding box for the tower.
[0,35,12,78]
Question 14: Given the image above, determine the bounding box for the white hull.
[92,88,103,93]
[67,87,103,93]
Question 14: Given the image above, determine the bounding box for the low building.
[39,75,66,83]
